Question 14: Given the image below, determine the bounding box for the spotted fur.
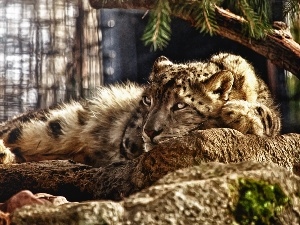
[0,83,144,167]
[0,53,281,167]
[123,53,281,152]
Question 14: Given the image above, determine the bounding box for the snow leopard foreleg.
[221,100,281,137]
[120,107,145,159]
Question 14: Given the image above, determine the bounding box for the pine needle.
[141,0,296,51]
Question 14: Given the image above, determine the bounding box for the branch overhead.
[89,0,300,77]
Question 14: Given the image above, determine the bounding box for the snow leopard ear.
[205,70,234,101]
[150,56,173,80]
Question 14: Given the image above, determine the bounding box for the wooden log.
[0,128,299,202]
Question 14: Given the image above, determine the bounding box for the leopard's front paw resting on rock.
[0,140,16,164]
[221,100,280,137]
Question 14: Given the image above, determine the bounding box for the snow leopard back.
[0,83,144,167]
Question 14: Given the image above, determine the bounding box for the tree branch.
[89,0,300,77]
[0,128,299,202]
[214,6,300,77]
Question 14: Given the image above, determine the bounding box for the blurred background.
[0,0,299,134]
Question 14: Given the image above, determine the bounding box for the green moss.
[233,178,289,225]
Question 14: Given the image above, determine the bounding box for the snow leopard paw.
[0,140,16,164]
[221,100,280,137]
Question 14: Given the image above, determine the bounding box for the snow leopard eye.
[142,96,151,106]
[172,102,187,111]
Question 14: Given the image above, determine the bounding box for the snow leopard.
[0,53,281,167]
[122,52,281,152]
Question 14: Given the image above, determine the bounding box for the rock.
[1,129,300,202]
[0,190,49,213]
[10,161,300,225]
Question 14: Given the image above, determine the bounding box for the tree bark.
[0,128,299,202]
[89,0,300,77]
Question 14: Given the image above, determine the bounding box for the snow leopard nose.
[144,128,163,140]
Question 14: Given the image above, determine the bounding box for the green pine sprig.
[190,0,219,35]
[224,0,272,38]
[141,0,171,51]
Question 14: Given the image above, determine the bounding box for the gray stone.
[11,161,300,225]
